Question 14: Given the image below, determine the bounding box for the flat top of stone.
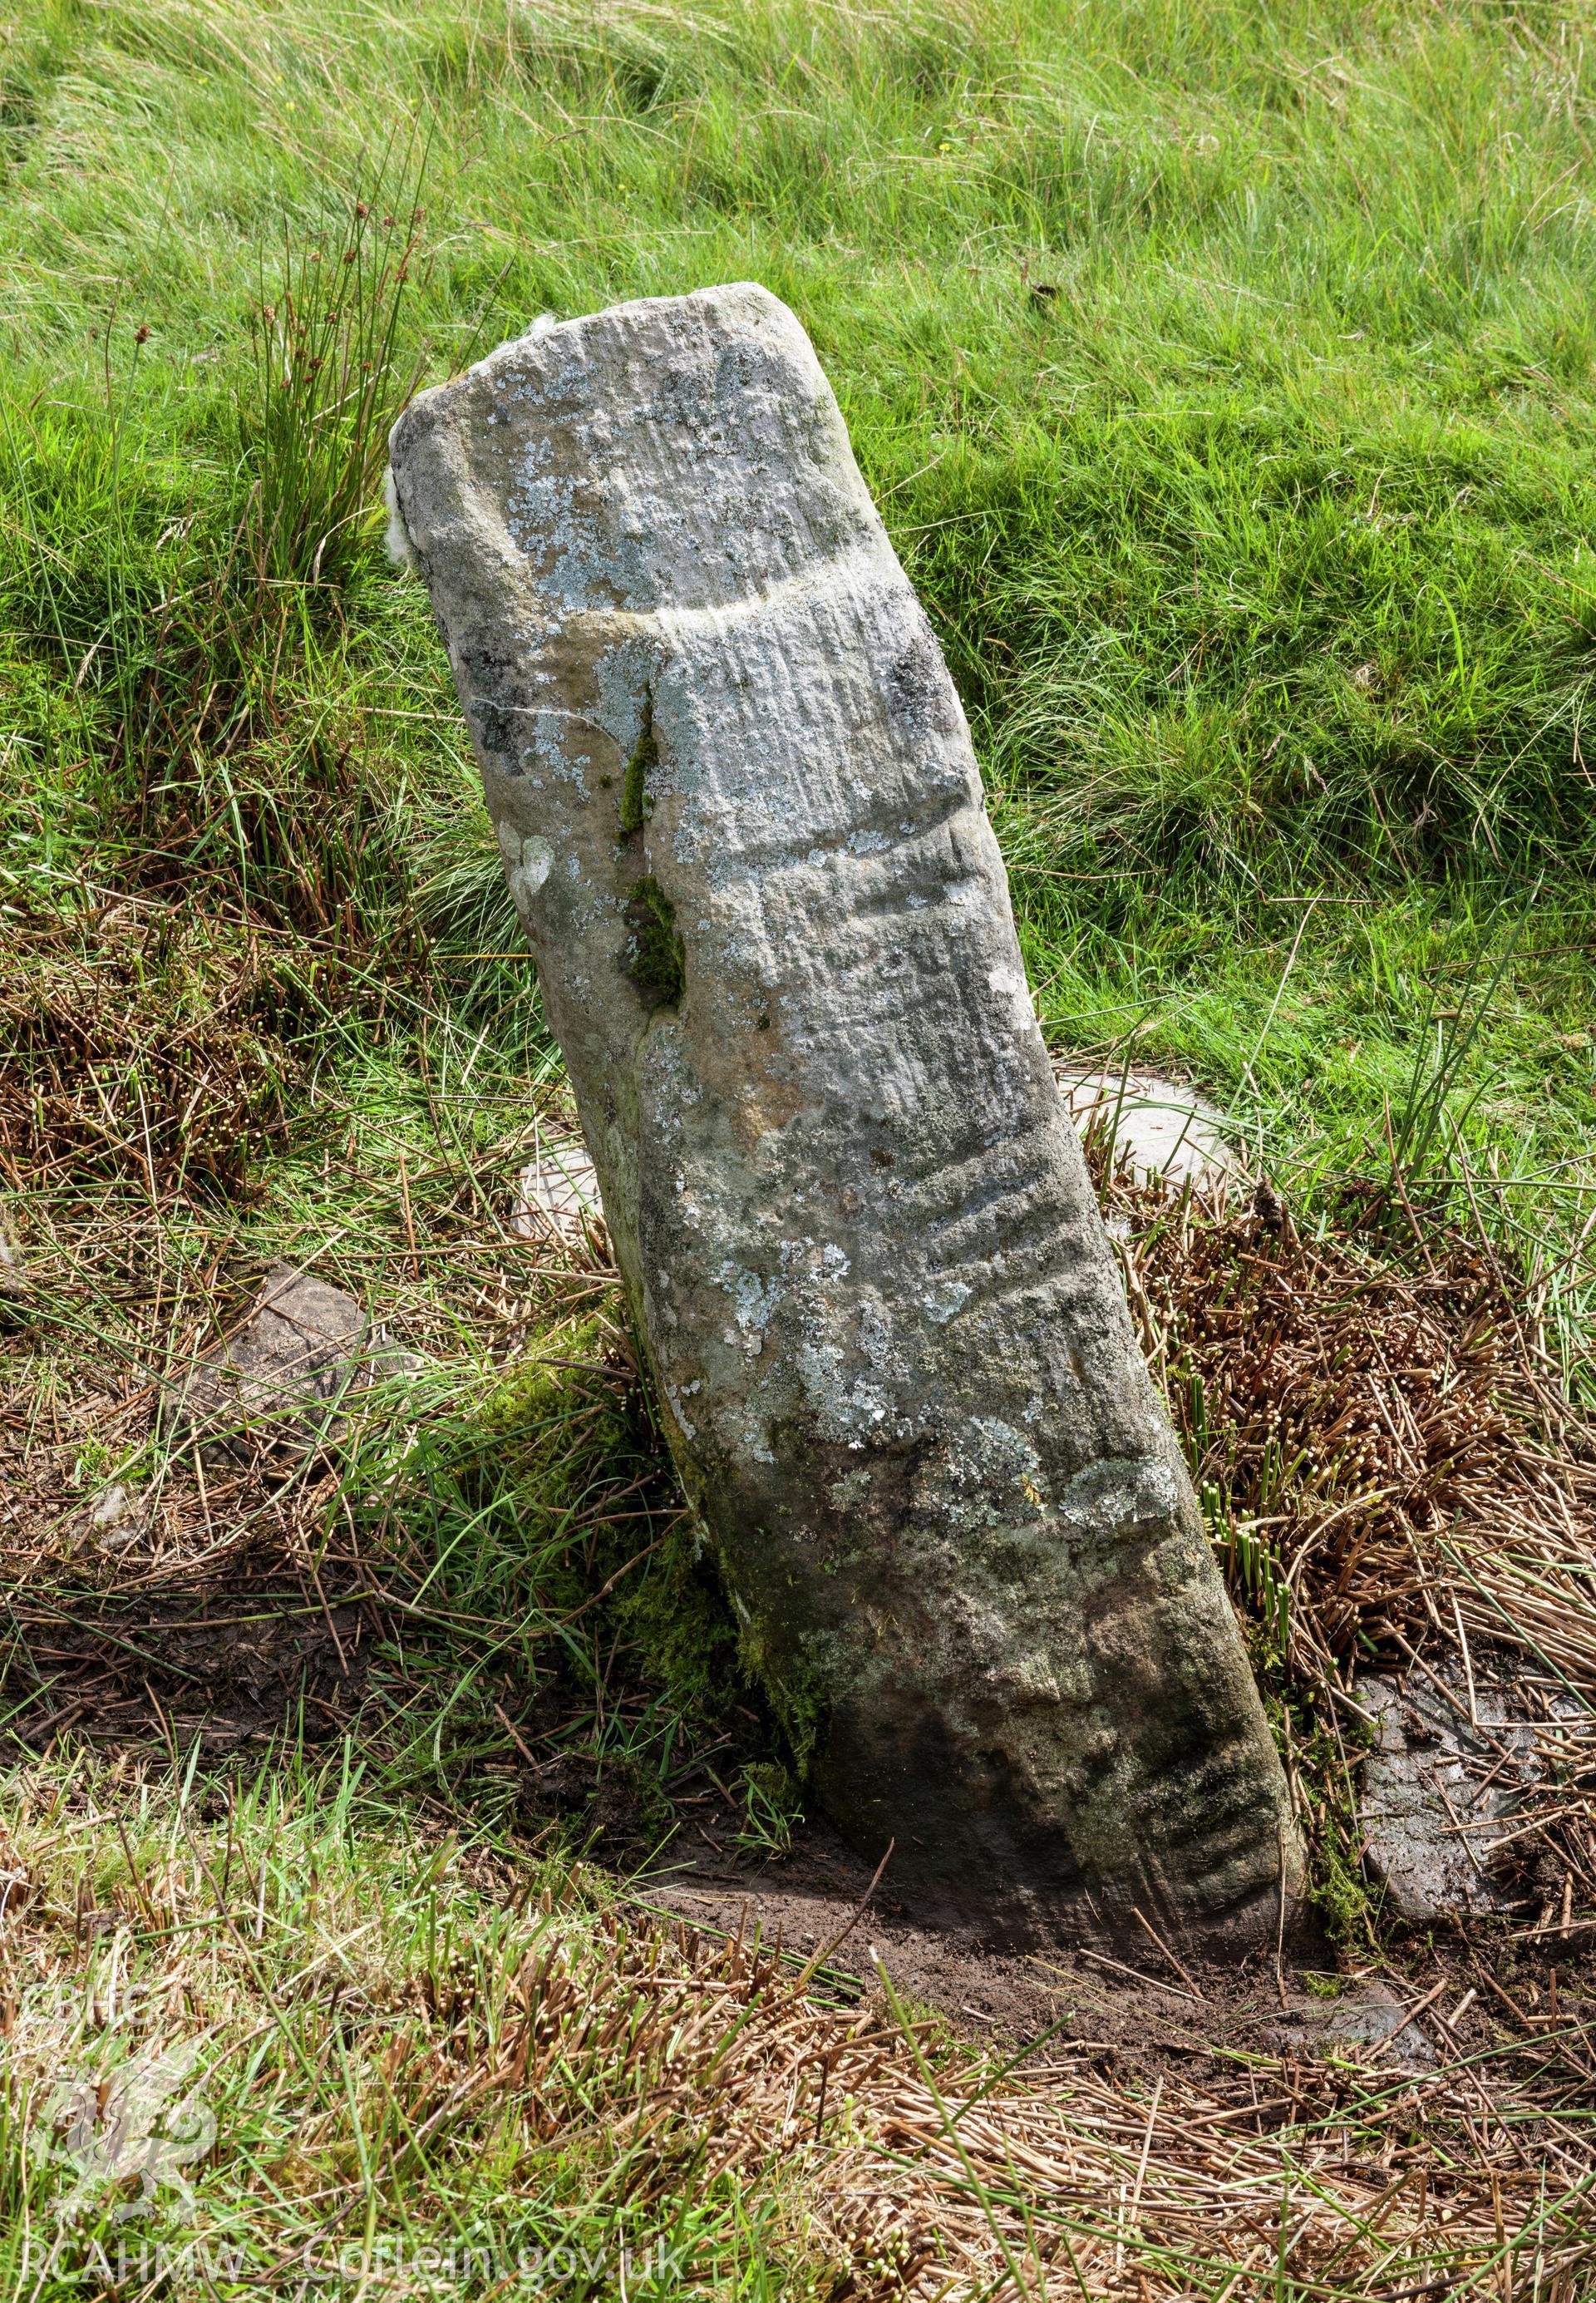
[246,1264,366,1339]
[222,1267,365,1387]
[392,282,874,622]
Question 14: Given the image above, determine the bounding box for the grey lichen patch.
[498,821,556,920]
[623,874,685,1009]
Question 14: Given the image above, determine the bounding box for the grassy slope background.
[2,1,1596,2296]
[6,0,1596,1244]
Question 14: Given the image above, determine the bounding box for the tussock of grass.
[243,144,431,592]
[1121,1176,1596,1684]
[1097,1155,1596,1952]
[2,1748,1593,2300]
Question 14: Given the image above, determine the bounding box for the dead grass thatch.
[1109,1165,1596,1928]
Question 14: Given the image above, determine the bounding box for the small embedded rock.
[1357,1666,1540,1924]
[165,1265,368,1463]
[1056,1065,1234,1190]
[77,1482,149,1552]
[1278,1977,1434,2071]
[512,1129,602,1245]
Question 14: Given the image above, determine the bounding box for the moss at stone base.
[1254,1684,1381,1960]
[735,1615,831,1785]
[614,1521,747,1732]
[475,1318,775,1760]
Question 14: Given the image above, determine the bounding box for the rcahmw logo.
[38,2041,217,2222]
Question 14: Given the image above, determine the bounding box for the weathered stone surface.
[1278,1978,1435,2070]
[387,283,1300,1945]
[1357,1666,1541,1924]
[168,1266,367,1462]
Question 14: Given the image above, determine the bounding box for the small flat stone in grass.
[78,1482,149,1552]
[1357,1666,1541,1924]
[1056,1066,1234,1191]
[1278,1977,1436,2071]
[165,1266,368,1464]
[512,1130,601,1244]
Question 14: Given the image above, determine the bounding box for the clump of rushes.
[244,144,431,591]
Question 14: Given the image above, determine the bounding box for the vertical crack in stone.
[623,874,685,1011]
[618,696,658,841]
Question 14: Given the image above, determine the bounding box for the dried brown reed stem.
[1106,1165,1596,1911]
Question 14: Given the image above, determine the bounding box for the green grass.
[4,0,1596,2291]
[5,0,1594,1318]
[0,1747,815,2299]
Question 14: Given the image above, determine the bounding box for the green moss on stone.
[623,874,684,1008]
[475,1319,761,1746]
[618,713,657,838]
[736,1618,830,1782]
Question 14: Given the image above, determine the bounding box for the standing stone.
[388,284,1300,1945]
